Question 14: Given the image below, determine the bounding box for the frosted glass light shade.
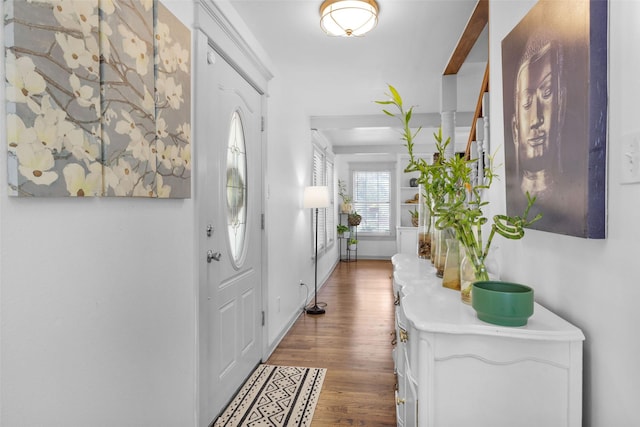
[303,186,330,208]
[320,0,378,37]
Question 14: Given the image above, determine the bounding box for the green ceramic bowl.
[472,281,534,327]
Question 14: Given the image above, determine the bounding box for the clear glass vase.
[429,217,437,265]
[459,246,500,305]
[417,227,431,260]
[416,185,431,259]
[459,251,483,304]
[434,227,451,278]
[442,238,460,290]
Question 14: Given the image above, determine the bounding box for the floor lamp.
[303,186,330,315]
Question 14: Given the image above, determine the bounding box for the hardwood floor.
[266,259,397,426]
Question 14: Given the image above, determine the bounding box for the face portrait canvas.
[501,0,607,238]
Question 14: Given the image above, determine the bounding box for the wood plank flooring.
[267,259,397,426]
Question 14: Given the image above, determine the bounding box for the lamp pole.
[306,206,325,315]
[303,185,329,315]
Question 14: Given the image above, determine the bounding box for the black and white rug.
[214,364,326,427]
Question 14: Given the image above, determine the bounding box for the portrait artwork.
[501,0,607,238]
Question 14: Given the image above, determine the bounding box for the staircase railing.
[441,0,489,160]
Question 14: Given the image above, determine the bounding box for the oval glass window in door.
[226,111,247,266]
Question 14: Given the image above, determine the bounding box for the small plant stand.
[339,213,357,262]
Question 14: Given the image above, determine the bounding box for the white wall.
[490,2,639,425]
[0,2,197,426]
[0,1,342,423]
[264,71,339,350]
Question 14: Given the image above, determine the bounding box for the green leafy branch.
[375,86,449,217]
[377,83,542,280]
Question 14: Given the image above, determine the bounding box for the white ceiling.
[228,0,488,153]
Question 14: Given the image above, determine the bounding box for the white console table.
[391,254,585,427]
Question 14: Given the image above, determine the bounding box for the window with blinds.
[312,145,334,253]
[352,169,392,235]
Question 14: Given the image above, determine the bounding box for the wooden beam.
[443,0,489,75]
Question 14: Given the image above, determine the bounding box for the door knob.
[207,250,222,263]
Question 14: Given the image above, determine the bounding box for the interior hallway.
[267,259,397,426]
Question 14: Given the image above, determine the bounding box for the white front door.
[196,40,264,425]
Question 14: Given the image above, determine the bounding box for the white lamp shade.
[303,186,330,209]
[320,0,378,37]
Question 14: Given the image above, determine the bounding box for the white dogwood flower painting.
[5,0,102,196]
[5,0,191,198]
[156,0,191,198]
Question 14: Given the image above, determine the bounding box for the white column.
[476,117,485,187]
[470,140,478,191]
[440,75,457,159]
[482,92,490,154]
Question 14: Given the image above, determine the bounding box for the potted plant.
[338,179,353,213]
[378,84,541,304]
[337,224,350,239]
[348,237,358,251]
[348,211,362,227]
[409,208,419,227]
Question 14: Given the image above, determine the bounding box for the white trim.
[195,1,274,94]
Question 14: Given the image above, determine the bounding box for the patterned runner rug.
[214,364,326,427]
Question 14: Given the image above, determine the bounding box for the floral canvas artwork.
[153,1,191,198]
[5,0,103,196]
[4,0,191,198]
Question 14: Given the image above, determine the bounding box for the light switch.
[621,133,640,184]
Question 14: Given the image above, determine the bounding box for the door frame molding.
[195,0,273,94]
[194,2,273,425]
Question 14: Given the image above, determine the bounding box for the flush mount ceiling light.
[320,0,379,37]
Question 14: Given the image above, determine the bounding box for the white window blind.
[312,145,327,252]
[352,169,391,234]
